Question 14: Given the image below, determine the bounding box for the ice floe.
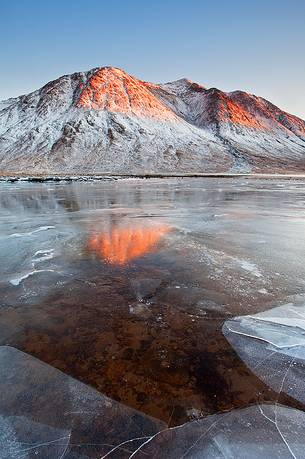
[223,299,305,406]
[131,404,305,458]
[0,346,165,458]
[2,346,305,458]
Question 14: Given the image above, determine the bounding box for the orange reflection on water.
[88,224,171,265]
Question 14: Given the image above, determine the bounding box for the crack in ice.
[8,226,55,238]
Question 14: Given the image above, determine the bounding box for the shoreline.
[2,172,305,182]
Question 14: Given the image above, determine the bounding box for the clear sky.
[1,0,305,118]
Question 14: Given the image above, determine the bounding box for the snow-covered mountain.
[0,66,304,174]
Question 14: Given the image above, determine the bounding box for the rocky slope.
[0,66,304,174]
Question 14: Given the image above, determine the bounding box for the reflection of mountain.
[88,224,171,265]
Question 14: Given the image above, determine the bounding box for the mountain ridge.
[0,66,304,174]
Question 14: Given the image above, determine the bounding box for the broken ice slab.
[0,346,165,459]
[222,300,305,406]
[131,404,305,458]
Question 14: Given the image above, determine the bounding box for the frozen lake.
[1,177,305,428]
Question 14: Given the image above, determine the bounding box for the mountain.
[0,66,304,174]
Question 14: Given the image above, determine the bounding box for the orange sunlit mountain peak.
[77,66,176,120]
[88,223,171,265]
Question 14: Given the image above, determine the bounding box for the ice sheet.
[0,346,165,458]
[223,300,305,406]
[131,404,305,458]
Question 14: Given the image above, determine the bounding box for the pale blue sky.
[1,0,304,118]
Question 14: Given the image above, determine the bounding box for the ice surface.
[2,346,305,458]
[0,416,70,459]
[223,299,305,406]
[2,178,305,427]
[0,346,165,458]
[131,404,305,458]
